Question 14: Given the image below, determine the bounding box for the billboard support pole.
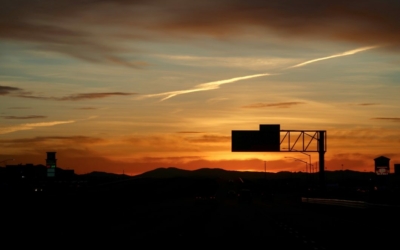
[318,131,325,190]
[232,124,327,191]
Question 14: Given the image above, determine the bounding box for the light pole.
[283,148,312,173]
[284,157,308,172]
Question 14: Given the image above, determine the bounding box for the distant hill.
[133,167,263,179]
[133,167,191,178]
[79,167,380,183]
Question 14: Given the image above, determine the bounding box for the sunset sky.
[1,0,399,175]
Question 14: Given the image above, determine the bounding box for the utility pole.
[264,161,266,179]
[264,161,267,199]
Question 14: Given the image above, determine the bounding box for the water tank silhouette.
[374,156,390,175]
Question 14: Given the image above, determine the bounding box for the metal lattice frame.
[280,130,326,153]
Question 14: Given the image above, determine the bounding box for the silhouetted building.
[374,156,390,175]
[46,152,57,177]
[395,164,400,176]
[5,164,47,180]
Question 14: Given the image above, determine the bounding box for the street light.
[284,156,308,172]
[282,148,312,173]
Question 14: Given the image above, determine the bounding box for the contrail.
[141,73,272,101]
[141,88,212,101]
[287,45,379,69]
[195,73,271,89]
[140,45,379,101]
[0,120,75,135]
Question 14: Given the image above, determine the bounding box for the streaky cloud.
[13,91,137,101]
[185,135,231,143]
[371,117,400,122]
[0,136,104,144]
[242,102,305,108]
[286,45,380,69]
[0,85,22,95]
[139,45,377,102]
[1,115,47,120]
[8,107,31,109]
[0,120,75,135]
[75,107,98,110]
[177,131,204,134]
[140,73,272,101]
[59,92,136,101]
[196,73,271,89]
[357,103,379,106]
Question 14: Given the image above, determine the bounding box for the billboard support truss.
[280,130,326,153]
[232,125,327,188]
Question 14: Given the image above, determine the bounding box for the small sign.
[376,167,389,175]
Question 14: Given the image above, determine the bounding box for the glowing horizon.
[1,1,399,175]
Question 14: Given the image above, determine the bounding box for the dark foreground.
[2,193,398,249]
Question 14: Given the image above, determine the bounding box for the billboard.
[232,124,280,152]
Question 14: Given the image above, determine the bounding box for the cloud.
[104,55,149,69]
[0,86,22,95]
[155,54,296,70]
[0,120,75,135]
[286,46,380,69]
[7,107,31,109]
[0,2,148,68]
[6,87,137,101]
[241,102,305,109]
[58,92,137,101]
[140,73,272,101]
[371,117,400,122]
[3,1,397,69]
[140,44,377,101]
[357,103,379,106]
[1,115,47,119]
[206,97,229,104]
[185,135,231,143]
[177,131,204,134]
[74,107,98,110]
[0,136,104,145]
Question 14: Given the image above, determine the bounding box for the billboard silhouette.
[232,124,280,152]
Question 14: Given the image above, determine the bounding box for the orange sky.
[1,1,399,175]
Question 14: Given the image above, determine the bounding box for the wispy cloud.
[371,117,400,122]
[0,136,104,145]
[185,135,231,143]
[2,84,138,103]
[155,54,295,69]
[140,73,272,101]
[177,131,204,134]
[58,92,136,101]
[74,107,98,110]
[0,120,75,135]
[356,103,379,106]
[241,102,305,109]
[141,45,378,101]
[206,97,229,104]
[0,86,22,95]
[1,115,47,119]
[7,107,31,110]
[5,87,137,101]
[286,46,380,69]
[1,0,399,69]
